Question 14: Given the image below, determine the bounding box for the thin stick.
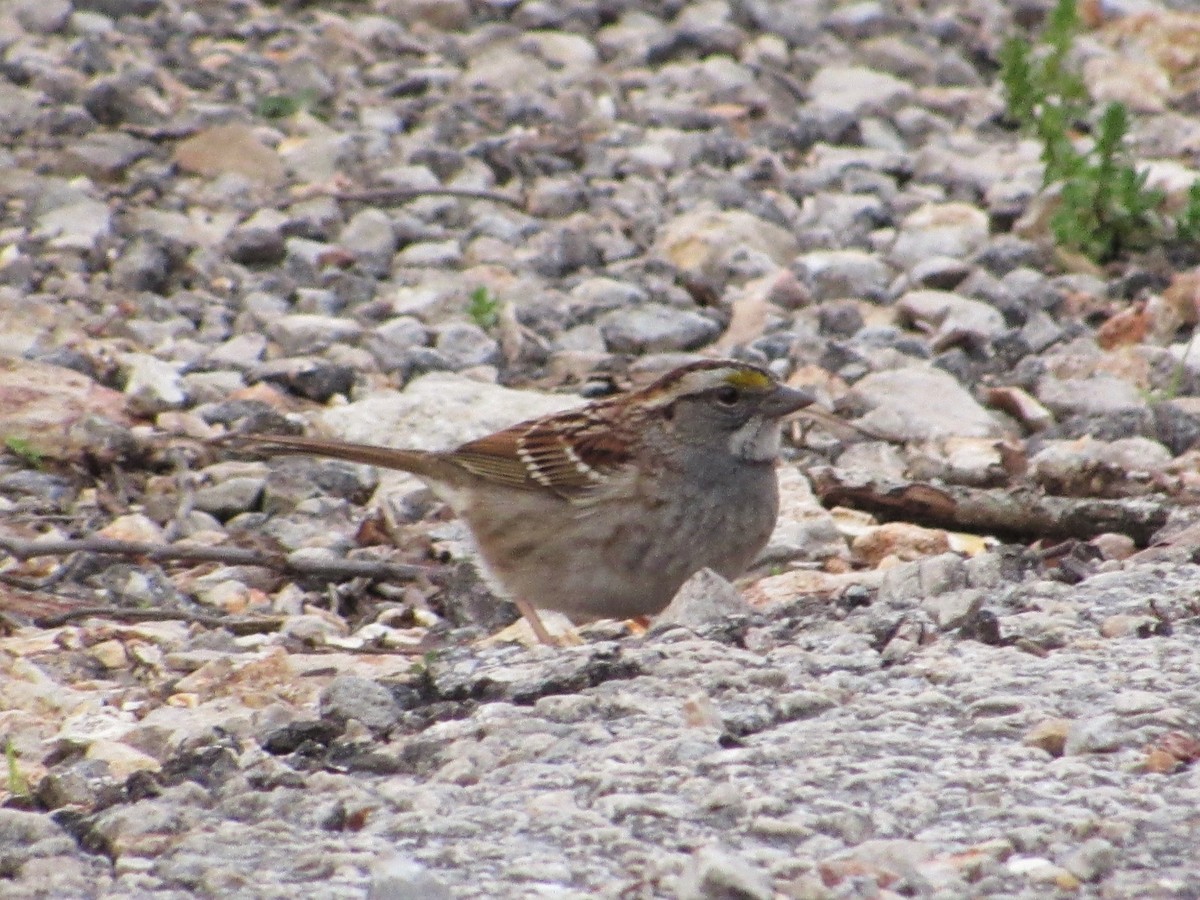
[0,535,424,582]
[331,186,524,209]
[32,606,284,634]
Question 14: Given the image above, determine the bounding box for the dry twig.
[331,186,524,208]
[809,466,1170,545]
[31,606,285,634]
[0,534,424,582]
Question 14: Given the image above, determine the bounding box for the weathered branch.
[808,466,1171,545]
[32,606,285,634]
[0,535,424,582]
[331,186,525,208]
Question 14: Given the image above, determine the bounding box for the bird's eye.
[715,386,740,406]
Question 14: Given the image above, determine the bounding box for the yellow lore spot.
[724,368,772,391]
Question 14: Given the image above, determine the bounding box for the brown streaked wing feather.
[448,424,537,488]
[554,415,633,475]
[450,409,633,499]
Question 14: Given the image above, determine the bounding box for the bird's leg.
[512,596,556,645]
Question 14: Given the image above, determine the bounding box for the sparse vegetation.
[5,739,29,801]
[467,286,500,330]
[4,437,43,467]
[999,0,1198,263]
[255,89,323,120]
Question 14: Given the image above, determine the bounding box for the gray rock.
[0,808,67,845]
[890,202,990,269]
[526,177,588,219]
[268,314,364,356]
[600,305,720,353]
[110,236,174,293]
[181,370,245,405]
[228,225,286,267]
[776,690,837,721]
[364,317,431,372]
[320,676,402,734]
[676,844,773,900]
[119,315,195,348]
[1063,837,1117,883]
[795,250,892,302]
[849,366,1006,440]
[923,589,983,631]
[36,198,112,252]
[120,353,187,414]
[1030,438,1171,495]
[75,0,161,16]
[14,0,73,32]
[656,569,751,632]
[1020,311,1067,354]
[192,475,267,518]
[253,358,357,402]
[1063,715,1124,755]
[656,208,800,284]
[292,288,342,316]
[339,208,396,260]
[568,277,649,320]
[908,255,972,290]
[205,333,267,369]
[827,2,894,40]
[284,195,341,240]
[283,133,351,183]
[878,553,970,607]
[1036,375,1147,418]
[434,322,499,369]
[284,236,336,273]
[896,289,1007,346]
[807,65,913,116]
[795,191,890,247]
[60,132,154,180]
[34,759,119,810]
[524,223,602,276]
[312,372,579,453]
[396,239,463,267]
[369,855,452,900]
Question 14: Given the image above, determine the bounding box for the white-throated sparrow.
[230,359,813,643]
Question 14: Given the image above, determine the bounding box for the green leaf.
[4,437,43,466]
[6,740,29,800]
[467,286,500,330]
[255,89,323,120]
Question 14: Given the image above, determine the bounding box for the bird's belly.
[465,472,778,622]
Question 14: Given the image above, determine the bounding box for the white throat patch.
[729,415,780,461]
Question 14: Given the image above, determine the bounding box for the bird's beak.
[764,384,816,418]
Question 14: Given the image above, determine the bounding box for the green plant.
[1150,328,1200,403]
[1049,103,1165,261]
[5,739,29,800]
[1176,181,1200,245]
[408,650,439,678]
[467,286,500,330]
[4,437,43,467]
[998,0,1089,135]
[998,0,1187,263]
[255,89,322,120]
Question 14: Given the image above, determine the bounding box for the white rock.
[807,65,914,116]
[37,198,112,251]
[314,371,580,455]
[896,289,1007,344]
[890,202,990,269]
[120,352,187,415]
[850,366,1007,440]
[268,314,363,355]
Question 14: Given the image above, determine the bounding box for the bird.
[227,359,814,643]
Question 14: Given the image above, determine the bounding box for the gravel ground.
[3,0,1200,897]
